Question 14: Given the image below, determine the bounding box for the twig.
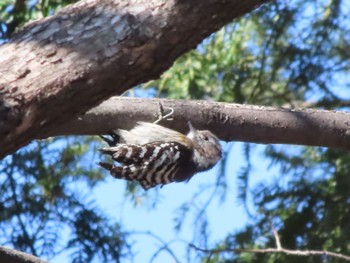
[188,244,350,261]
[130,231,181,263]
[263,209,282,250]
[189,207,350,261]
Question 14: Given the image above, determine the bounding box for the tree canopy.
[1,0,350,262]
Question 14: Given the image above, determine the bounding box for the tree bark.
[0,0,268,159]
[44,97,350,151]
[0,246,47,263]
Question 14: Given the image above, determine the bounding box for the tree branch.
[43,97,350,152]
[188,243,350,261]
[0,246,48,263]
[189,210,350,261]
[131,231,181,263]
[0,0,268,158]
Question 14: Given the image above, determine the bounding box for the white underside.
[116,122,190,146]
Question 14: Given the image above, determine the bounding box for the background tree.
[1,0,350,262]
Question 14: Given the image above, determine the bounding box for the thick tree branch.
[43,97,350,151]
[0,0,268,159]
[0,246,48,263]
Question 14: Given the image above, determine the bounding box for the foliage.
[0,0,78,40]
[1,0,350,262]
[201,146,350,263]
[144,0,350,108]
[0,137,130,262]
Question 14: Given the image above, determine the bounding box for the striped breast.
[99,141,194,190]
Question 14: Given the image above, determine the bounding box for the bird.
[99,121,222,190]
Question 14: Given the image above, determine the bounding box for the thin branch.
[263,208,282,250]
[189,211,350,261]
[150,242,178,263]
[131,231,181,263]
[269,219,282,250]
[188,244,350,261]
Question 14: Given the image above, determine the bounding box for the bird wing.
[99,141,191,190]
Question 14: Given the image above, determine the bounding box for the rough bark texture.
[0,246,48,263]
[45,97,350,151]
[0,0,268,159]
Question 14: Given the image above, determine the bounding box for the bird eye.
[203,135,209,141]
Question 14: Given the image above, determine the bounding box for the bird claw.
[154,102,174,124]
[99,132,120,146]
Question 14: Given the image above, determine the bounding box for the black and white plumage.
[99,122,222,190]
